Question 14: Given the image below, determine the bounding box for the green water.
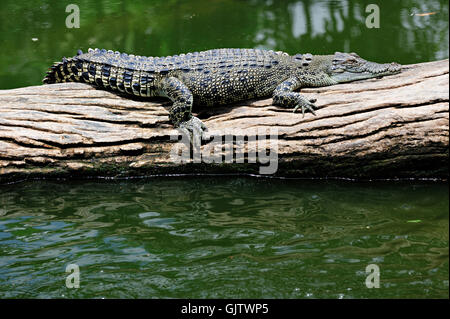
[0,178,448,298]
[0,0,448,299]
[0,0,448,89]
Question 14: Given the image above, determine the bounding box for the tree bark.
[0,59,448,183]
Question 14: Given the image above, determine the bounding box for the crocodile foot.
[293,97,317,117]
[178,116,208,146]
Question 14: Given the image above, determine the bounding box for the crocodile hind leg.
[272,77,317,117]
[161,77,207,143]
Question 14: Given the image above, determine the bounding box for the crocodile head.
[326,52,402,83]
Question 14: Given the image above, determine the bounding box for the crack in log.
[0,137,55,149]
[282,116,448,145]
[309,99,448,123]
[0,121,91,137]
[253,101,448,131]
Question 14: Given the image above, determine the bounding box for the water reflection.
[0,178,448,298]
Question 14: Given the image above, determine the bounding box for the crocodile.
[43,48,401,139]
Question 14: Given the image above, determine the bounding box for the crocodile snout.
[389,62,402,72]
[366,61,402,74]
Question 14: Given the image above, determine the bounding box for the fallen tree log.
[0,59,448,182]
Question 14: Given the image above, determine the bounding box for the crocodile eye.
[332,68,345,73]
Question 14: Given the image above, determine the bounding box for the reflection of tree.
[0,0,448,89]
[249,0,448,64]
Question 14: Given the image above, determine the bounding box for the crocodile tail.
[43,50,85,84]
[42,57,75,84]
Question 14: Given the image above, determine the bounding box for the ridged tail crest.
[42,50,83,84]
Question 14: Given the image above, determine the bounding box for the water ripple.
[0,178,447,298]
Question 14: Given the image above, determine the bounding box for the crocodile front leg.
[272,77,317,117]
[161,77,207,143]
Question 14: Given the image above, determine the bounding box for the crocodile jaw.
[328,52,402,83]
[331,66,400,83]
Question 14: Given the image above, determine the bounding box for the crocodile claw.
[293,97,317,117]
[178,116,208,146]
